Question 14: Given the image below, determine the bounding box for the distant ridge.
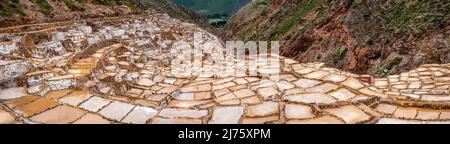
[0,0,212,31]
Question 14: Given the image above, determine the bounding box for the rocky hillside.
[0,0,211,30]
[223,0,450,76]
[171,0,251,17]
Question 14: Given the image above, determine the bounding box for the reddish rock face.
[223,0,450,76]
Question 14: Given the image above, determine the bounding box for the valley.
[170,0,251,29]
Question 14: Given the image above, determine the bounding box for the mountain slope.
[171,0,251,17]
[0,0,211,30]
[131,0,213,31]
[223,0,450,76]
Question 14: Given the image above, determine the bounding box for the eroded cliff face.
[223,0,450,76]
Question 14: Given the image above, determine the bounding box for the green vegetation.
[210,20,227,29]
[272,0,322,40]
[164,7,185,19]
[91,0,138,11]
[329,47,348,64]
[169,0,250,29]
[75,0,87,3]
[252,0,270,9]
[231,0,273,40]
[399,48,409,55]
[368,0,449,45]
[92,0,129,5]
[63,0,85,11]
[152,1,197,22]
[382,57,402,71]
[370,57,403,75]
[63,0,76,10]
[0,0,26,16]
[171,0,250,17]
[256,0,269,6]
[34,0,53,15]
[207,13,228,19]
